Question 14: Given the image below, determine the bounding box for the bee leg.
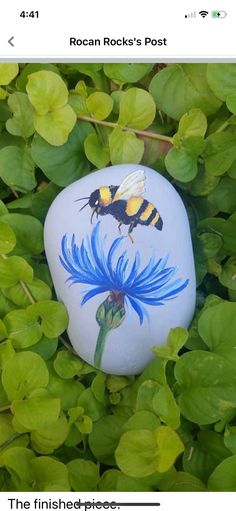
[118,222,123,234]
[128,224,135,244]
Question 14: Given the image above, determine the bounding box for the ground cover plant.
[0,63,236,491]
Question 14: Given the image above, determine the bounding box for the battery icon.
[211,10,227,18]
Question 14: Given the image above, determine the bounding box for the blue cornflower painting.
[60,222,189,368]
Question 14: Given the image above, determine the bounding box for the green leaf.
[168,471,206,492]
[33,105,76,146]
[175,350,236,424]
[86,92,113,120]
[115,426,184,477]
[0,221,16,254]
[118,88,156,129]
[203,132,236,176]
[165,145,198,182]
[149,64,221,120]
[12,395,60,431]
[31,121,93,186]
[224,426,236,454]
[0,214,43,256]
[198,301,236,363]
[26,70,68,114]
[136,380,160,412]
[53,350,83,379]
[31,183,61,222]
[152,327,188,361]
[0,146,36,193]
[152,385,180,430]
[124,411,160,432]
[48,370,84,412]
[0,340,15,369]
[208,455,236,490]
[31,414,69,454]
[6,92,35,138]
[109,127,144,165]
[4,308,42,349]
[89,415,126,465]
[16,64,61,92]
[0,64,19,85]
[207,64,236,101]
[28,300,68,338]
[0,447,35,487]
[84,133,110,168]
[219,257,236,290]
[104,64,153,83]
[0,256,33,288]
[2,351,49,400]
[174,109,207,145]
[67,459,99,491]
[30,456,70,491]
[208,176,236,213]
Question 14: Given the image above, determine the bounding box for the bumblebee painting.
[76,170,163,242]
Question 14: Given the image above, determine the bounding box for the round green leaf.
[208,455,236,490]
[31,121,93,186]
[0,64,19,86]
[207,64,236,101]
[30,456,70,491]
[198,301,236,362]
[219,257,236,290]
[0,256,33,288]
[175,108,207,144]
[34,105,76,146]
[4,308,42,349]
[26,70,68,114]
[53,350,83,379]
[89,415,126,465]
[118,88,156,129]
[0,213,43,256]
[203,132,236,176]
[12,395,60,431]
[86,92,113,120]
[116,426,184,477]
[28,300,68,338]
[84,133,110,168]
[175,350,236,425]
[165,146,198,182]
[109,127,144,165]
[149,64,221,120]
[2,351,49,400]
[0,146,36,193]
[6,92,35,138]
[152,385,180,430]
[208,177,236,213]
[67,459,99,491]
[104,64,153,83]
[0,221,16,254]
[31,414,69,454]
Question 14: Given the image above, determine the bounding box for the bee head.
[89,189,101,212]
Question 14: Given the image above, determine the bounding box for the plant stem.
[78,115,173,144]
[0,433,24,451]
[94,325,109,369]
[0,404,11,412]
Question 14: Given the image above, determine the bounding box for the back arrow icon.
[8,36,14,47]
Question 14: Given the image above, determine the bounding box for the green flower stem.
[94,292,126,368]
[78,115,173,144]
[94,324,110,368]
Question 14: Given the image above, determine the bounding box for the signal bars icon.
[185,11,209,19]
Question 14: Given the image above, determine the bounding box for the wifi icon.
[199,10,209,18]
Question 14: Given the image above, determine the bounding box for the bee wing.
[113,170,146,201]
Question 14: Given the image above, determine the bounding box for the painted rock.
[44,164,196,375]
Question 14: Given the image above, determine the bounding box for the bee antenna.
[79,202,89,212]
[74,197,90,202]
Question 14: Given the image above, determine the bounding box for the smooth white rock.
[44,164,196,375]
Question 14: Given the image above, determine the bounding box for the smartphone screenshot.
[0,0,235,507]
